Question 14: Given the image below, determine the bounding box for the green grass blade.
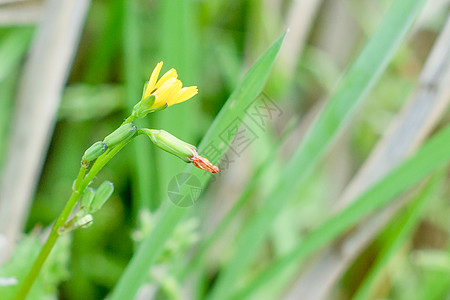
[234,124,450,299]
[178,116,298,281]
[108,34,285,300]
[198,34,285,152]
[206,1,428,299]
[351,170,445,300]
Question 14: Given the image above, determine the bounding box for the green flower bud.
[90,181,114,212]
[82,141,107,162]
[141,129,196,163]
[103,123,137,148]
[80,187,95,210]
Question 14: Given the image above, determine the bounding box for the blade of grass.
[234,123,450,299]
[206,1,428,299]
[178,116,298,281]
[185,120,298,300]
[108,34,286,300]
[351,170,445,300]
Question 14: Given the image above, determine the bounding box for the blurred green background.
[0,0,449,299]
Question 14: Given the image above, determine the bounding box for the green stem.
[13,165,86,300]
[122,115,136,125]
[14,138,133,300]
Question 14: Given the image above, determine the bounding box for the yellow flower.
[143,61,198,109]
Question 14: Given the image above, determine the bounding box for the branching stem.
[14,132,133,300]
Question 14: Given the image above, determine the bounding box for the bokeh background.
[0,0,449,299]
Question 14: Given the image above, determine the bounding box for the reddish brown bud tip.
[190,153,219,173]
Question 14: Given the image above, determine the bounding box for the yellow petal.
[152,78,181,107]
[154,68,178,90]
[165,80,183,106]
[144,61,163,98]
[170,86,198,106]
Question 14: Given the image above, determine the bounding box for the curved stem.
[14,138,133,300]
[122,115,136,125]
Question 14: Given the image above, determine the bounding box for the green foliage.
[1,0,449,299]
[351,171,445,300]
[0,234,71,300]
[208,1,428,299]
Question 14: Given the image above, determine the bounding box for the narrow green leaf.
[351,171,444,300]
[206,0,428,299]
[109,34,286,300]
[178,116,298,281]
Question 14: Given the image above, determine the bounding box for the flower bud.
[80,187,95,210]
[90,181,114,212]
[82,141,107,162]
[103,123,137,148]
[140,129,219,173]
[142,129,196,163]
